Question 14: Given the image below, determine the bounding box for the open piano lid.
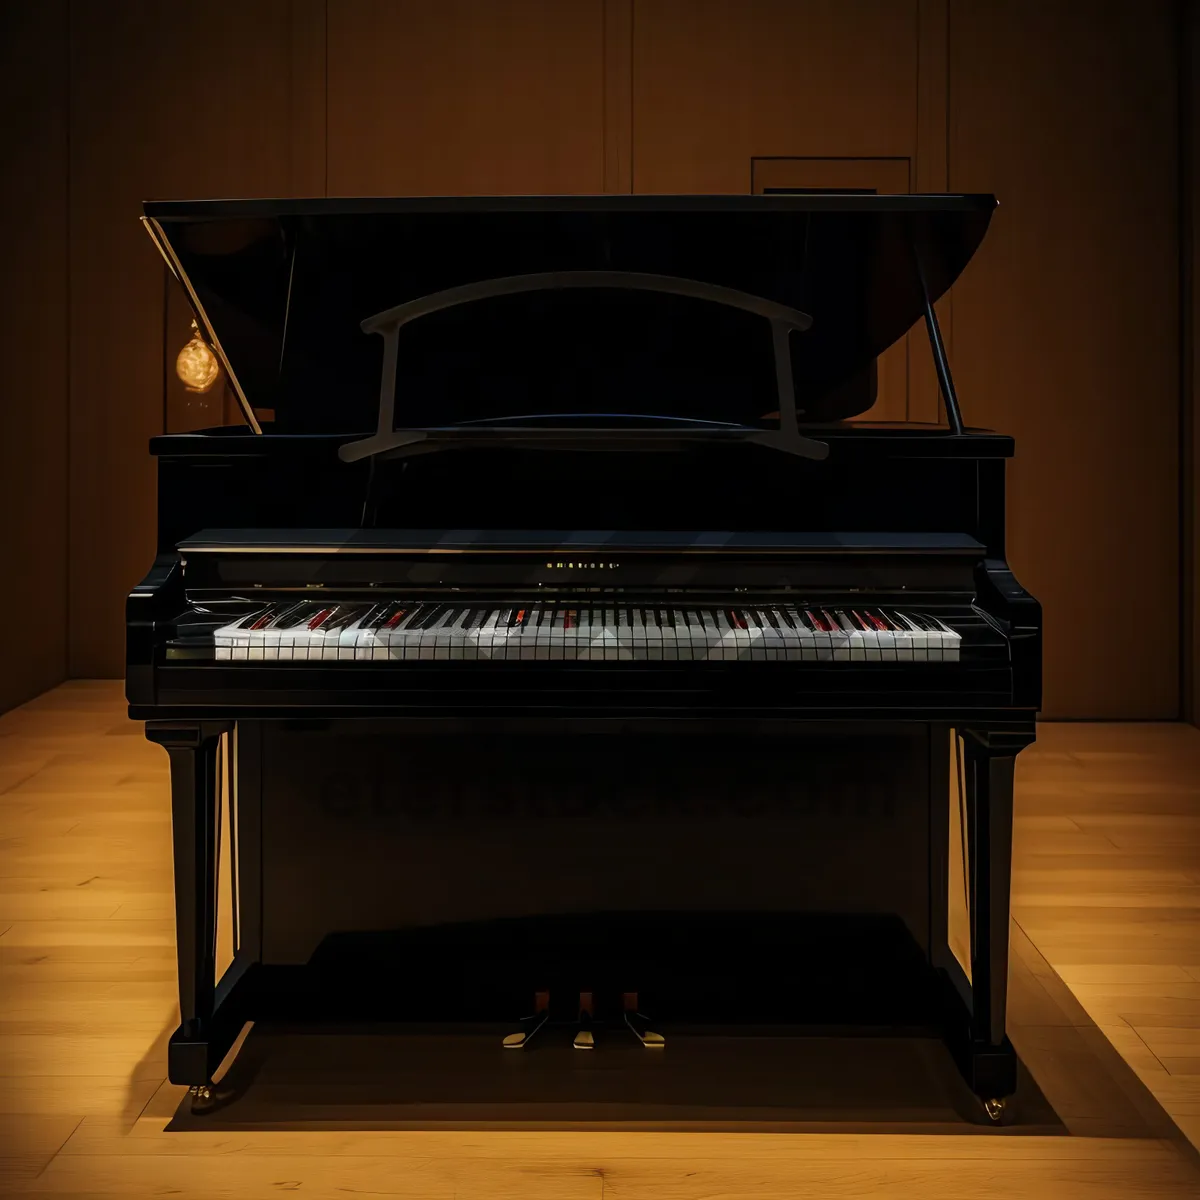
[143,194,995,436]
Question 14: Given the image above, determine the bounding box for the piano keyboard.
[211,602,962,663]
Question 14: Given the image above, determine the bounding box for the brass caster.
[983,1097,1006,1124]
[188,1083,217,1115]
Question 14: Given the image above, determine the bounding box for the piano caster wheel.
[983,1097,1007,1124]
[503,991,550,1050]
[188,1083,216,1115]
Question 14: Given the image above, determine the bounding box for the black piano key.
[387,606,414,629]
[417,605,449,630]
[409,605,438,629]
[321,605,366,633]
[353,603,383,630]
[397,604,427,628]
[240,606,277,631]
[274,602,320,630]
[306,607,336,630]
[268,601,309,627]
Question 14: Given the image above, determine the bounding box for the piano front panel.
[254,719,938,972]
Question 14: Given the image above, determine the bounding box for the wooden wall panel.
[949,0,1180,718]
[326,0,607,195]
[1189,0,1199,728]
[631,0,920,193]
[67,1,300,678]
[0,2,69,713]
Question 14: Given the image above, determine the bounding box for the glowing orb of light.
[176,321,220,393]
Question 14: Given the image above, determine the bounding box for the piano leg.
[949,725,1034,1122]
[146,720,248,1110]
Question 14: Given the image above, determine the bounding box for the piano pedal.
[187,1082,221,1115]
[623,991,665,1048]
[573,991,596,1050]
[502,990,550,1050]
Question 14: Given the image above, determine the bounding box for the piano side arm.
[126,554,184,707]
[974,558,1042,712]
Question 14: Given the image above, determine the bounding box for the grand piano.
[128,194,1041,1121]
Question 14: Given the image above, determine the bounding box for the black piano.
[128,194,1041,1122]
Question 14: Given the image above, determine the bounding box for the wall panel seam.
[64,0,73,682]
[1183,0,1197,724]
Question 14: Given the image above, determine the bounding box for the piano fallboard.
[176,528,987,594]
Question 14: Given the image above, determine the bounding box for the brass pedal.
[573,991,596,1050]
[623,992,665,1048]
[503,990,550,1050]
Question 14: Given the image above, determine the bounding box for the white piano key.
[891,611,926,660]
[848,611,881,662]
[928,615,961,662]
[212,612,250,662]
[209,597,969,668]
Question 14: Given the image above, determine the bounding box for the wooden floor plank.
[1,686,1199,1197]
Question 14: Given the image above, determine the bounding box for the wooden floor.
[1,682,1199,1198]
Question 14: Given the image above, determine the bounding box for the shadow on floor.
[166,1022,1063,1133]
